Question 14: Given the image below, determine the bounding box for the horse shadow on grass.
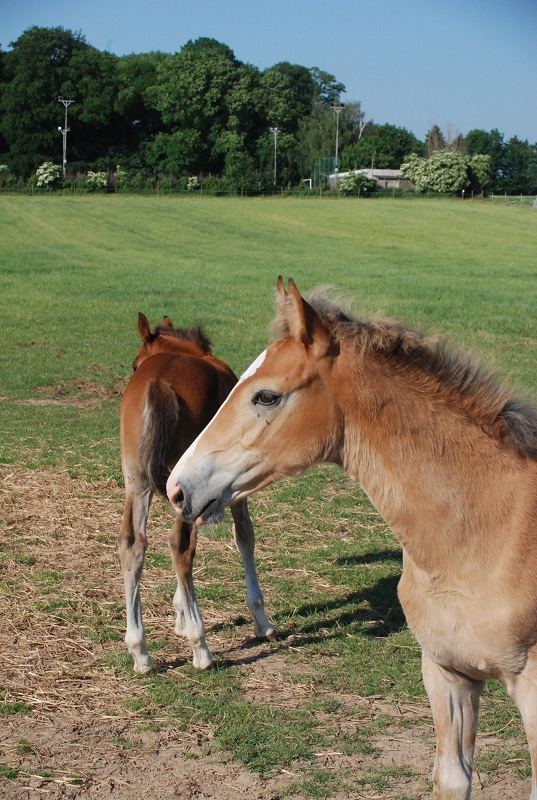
[223,547,406,666]
[156,548,405,671]
[335,547,402,568]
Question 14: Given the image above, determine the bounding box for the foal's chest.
[397,563,528,679]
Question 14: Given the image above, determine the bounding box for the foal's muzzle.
[168,481,225,527]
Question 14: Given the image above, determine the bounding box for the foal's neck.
[157,336,206,358]
[340,361,518,569]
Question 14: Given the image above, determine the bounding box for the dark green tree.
[295,101,371,178]
[60,45,120,168]
[425,124,446,156]
[0,26,126,175]
[265,63,317,125]
[151,38,246,174]
[260,65,312,134]
[309,67,345,105]
[499,136,536,194]
[464,128,505,189]
[0,47,7,160]
[223,63,265,152]
[529,144,537,195]
[258,66,320,185]
[342,123,422,170]
[0,26,92,175]
[114,52,167,168]
[142,129,202,176]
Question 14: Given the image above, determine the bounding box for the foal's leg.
[504,659,537,800]
[422,653,484,799]
[230,500,274,640]
[117,477,154,674]
[168,517,213,670]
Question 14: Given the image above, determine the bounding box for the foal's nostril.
[170,485,185,509]
[168,480,190,517]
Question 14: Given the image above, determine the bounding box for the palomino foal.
[167,278,537,799]
[118,313,273,673]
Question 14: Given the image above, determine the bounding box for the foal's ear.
[162,315,174,329]
[137,312,151,343]
[276,277,337,358]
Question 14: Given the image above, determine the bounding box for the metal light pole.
[58,97,75,178]
[269,127,279,186]
[330,104,344,178]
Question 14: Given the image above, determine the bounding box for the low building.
[329,168,415,190]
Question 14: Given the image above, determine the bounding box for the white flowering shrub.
[401,151,471,193]
[338,172,377,196]
[85,171,108,192]
[0,165,9,175]
[35,162,62,188]
[187,176,200,191]
[400,154,427,190]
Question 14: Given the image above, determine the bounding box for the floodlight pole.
[269,127,280,186]
[58,97,75,178]
[330,104,344,178]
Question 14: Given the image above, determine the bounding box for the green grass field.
[1,195,536,797]
[1,194,536,478]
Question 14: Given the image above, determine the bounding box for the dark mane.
[154,324,212,355]
[278,288,537,460]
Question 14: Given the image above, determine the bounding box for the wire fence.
[0,183,535,204]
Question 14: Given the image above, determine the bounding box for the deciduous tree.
[0,26,91,175]
[151,38,244,174]
[342,124,422,170]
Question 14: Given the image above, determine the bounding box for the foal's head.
[167,277,343,524]
[132,312,212,370]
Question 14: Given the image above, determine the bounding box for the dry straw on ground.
[0,466,529,799]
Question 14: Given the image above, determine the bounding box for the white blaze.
[167,349,268,494]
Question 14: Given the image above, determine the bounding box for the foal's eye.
[252,390,281,407]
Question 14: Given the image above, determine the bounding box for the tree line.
[1,26,536,194]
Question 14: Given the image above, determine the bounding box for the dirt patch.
[1,375,127,407]
[0,467,530,799]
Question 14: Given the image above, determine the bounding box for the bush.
[400,151,491,194]
[199,174,227,195]
[34,162,62,189]
[85,171,108,192]
[338,172,377,196]
[115,165,129,192]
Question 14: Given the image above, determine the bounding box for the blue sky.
[2,0,536,143]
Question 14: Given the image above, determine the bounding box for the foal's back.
[121,347,237,473]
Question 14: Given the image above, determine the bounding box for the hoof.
[133,656,155,675]
[255,626,275,641]
[192,647,214,671]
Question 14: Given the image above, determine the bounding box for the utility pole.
[58,97,75,179]
[330,104,344,179]
[269,127,280,187]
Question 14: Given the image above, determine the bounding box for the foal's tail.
[139,378,180,497]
